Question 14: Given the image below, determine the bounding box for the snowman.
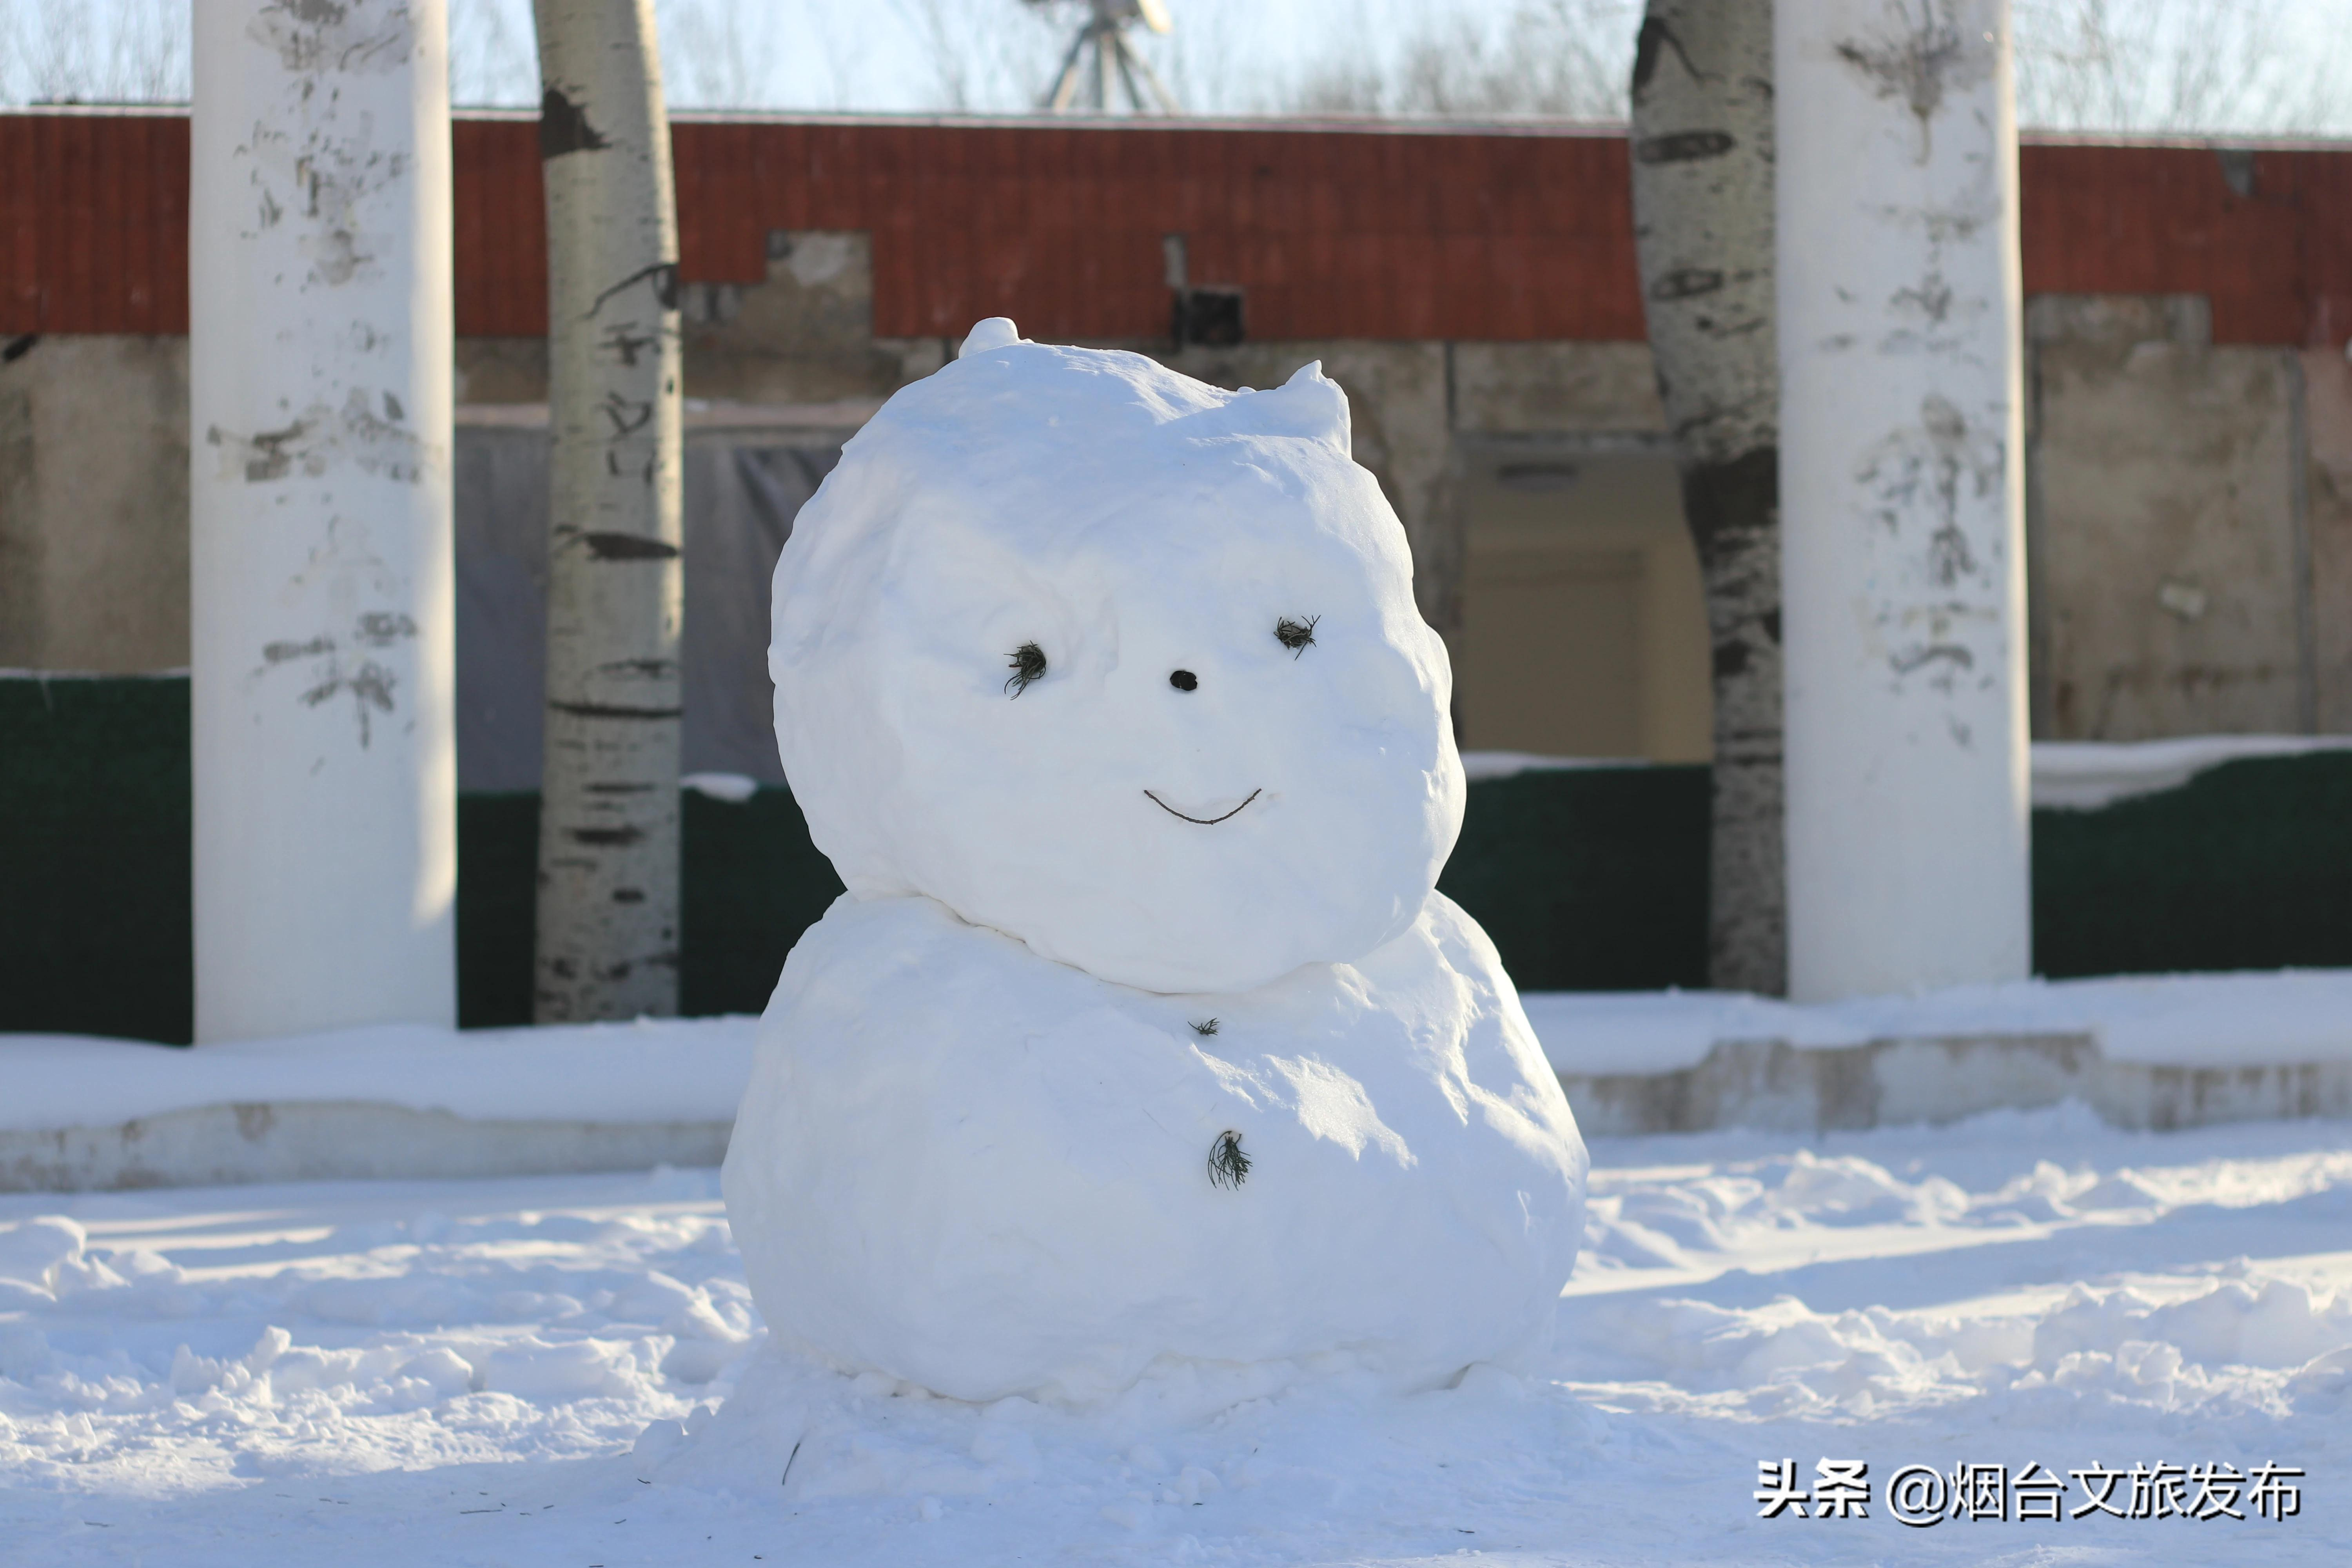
[722,318,1588,1406]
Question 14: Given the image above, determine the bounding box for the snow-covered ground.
[4,1107,2347,1565]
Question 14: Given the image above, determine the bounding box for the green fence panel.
[0,676,193,1044]
[2031,752,2352,978]
[1437,765,1711,991]
[7,676,2351,1043]
[454,788,849,1029]
[454,792,539,1030]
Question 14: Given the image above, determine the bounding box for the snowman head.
[770,319,1464,995]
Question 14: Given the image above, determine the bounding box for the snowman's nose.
[1169,670,1199,691]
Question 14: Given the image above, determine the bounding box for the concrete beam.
[1775,0,2031,1001]
[189,0,457,1040]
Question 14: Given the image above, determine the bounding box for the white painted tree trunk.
[1775,0,2030,1001]
[1628,0,1785,996]
[189,0,456,1043]
[531,0,685,1022]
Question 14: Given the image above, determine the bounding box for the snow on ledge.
[2031,734,2352,809]
[1458,751,1647,782]
[0,1016,759,1135]
[1523,969,2352,1077]
[1464,735,2352,808]
[682,771,760,802]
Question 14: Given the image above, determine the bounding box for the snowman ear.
[959,318,1023,357]
[1233,360,1352,456]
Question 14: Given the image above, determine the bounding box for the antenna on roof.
[1027,0,1181,115]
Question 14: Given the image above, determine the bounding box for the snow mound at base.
[721,891,1588,1405]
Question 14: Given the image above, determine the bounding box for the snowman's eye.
[1274,615,1319,657]
[1004,641,1047,697]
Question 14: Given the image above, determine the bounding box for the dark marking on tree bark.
[1651,267,1727,301]
[586,780,657,795]
[601,326,662,367]
[581,531,680,561]
[547,699,684,719]
[1636,130,1736,164]
[585,262,679,321]
[612,887,646,903]
[539,88,609,158]
[1679,446,1779,563]
[599,391,656,439]
[1631,16,1708,94]
[570,825,647,847]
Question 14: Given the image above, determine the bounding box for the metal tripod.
[1038,0,1181,114]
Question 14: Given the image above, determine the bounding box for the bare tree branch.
[1,0,189,103]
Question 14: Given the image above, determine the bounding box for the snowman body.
[723,320,1587,1403]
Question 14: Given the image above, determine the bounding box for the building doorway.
[1452,437,1712,762]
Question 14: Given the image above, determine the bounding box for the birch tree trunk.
[1627,0,1785,995]
[532,0,684,1022]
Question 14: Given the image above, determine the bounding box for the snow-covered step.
[0,1018,753,1192]
[5,968,2349,1191]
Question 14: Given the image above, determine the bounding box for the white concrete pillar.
[190,0,456,1041]
[1775,0,2030,1001]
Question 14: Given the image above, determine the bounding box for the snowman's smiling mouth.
[1144,788,1262,826]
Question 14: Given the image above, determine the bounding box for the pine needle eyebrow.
[1004,641,1047,697]
[1274,615,1319,656]
[1207,1130,1251,1189]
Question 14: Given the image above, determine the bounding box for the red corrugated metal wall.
[649,120,1647,343]
[2017,141,2352,346]
[5,111,2348,347]
[2,112,187,336]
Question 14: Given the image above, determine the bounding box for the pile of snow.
[3,1109,2348,1562]
[730,320,1586,1406]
